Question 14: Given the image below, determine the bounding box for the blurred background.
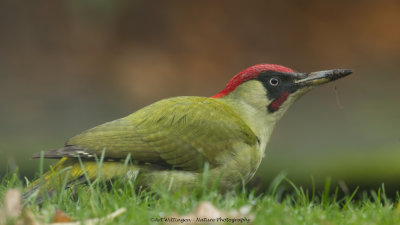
[0,0,399,196]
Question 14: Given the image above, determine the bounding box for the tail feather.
[22,183,41,202]
[23,157,138,204]
[22,175,86,204]
[22,158,79,203]
[31,146,89,159]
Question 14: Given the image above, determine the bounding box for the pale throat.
[218,81,281,155]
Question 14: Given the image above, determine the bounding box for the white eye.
[269,78,279,86]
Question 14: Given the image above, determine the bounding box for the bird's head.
[212,64,352,120]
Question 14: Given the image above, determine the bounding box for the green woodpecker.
[23,64,352,202]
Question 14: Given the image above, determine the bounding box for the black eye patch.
[256,71,298,101]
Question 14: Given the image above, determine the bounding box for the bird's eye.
[269,78,279,86]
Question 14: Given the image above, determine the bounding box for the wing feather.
[33,97,257,171]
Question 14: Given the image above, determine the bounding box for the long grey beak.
[295,69,352,86]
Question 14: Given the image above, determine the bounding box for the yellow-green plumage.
[68,97,258,171]
[25,97,261,201]
[24,64,351,203]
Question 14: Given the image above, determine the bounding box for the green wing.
[35,97,257,171]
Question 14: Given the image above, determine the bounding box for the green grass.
[1,168,400,225]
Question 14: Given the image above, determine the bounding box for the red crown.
[212,64,295,98]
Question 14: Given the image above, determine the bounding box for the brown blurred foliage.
[1,0,399,101]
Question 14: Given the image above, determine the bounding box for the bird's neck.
[215,81,282,156]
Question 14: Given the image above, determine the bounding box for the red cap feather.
[211,64,295,98]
